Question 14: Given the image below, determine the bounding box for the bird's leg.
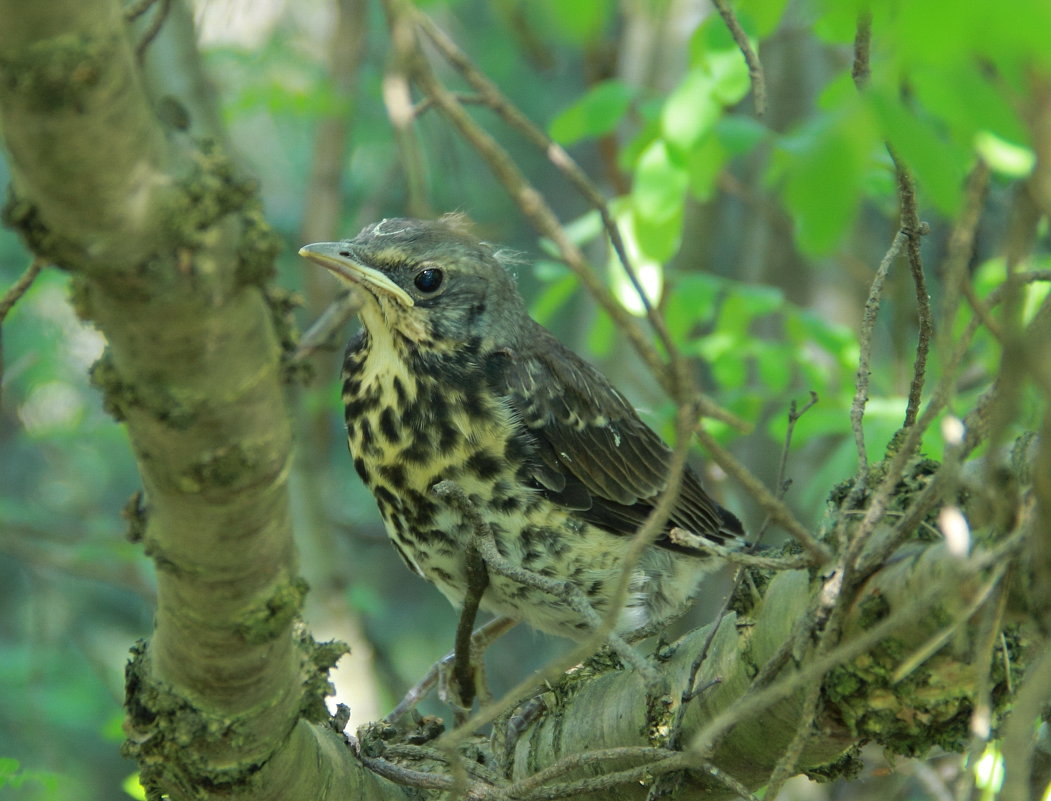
[384,616,517,725]
[432,480,659,685]
[443,542,489,722]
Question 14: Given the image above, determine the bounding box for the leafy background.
[1,0,1047,798]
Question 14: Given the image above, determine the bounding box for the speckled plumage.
[300,216,746,638]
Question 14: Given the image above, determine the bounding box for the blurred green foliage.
[1,0,1049,799]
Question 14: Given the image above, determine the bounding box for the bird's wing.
[497,333,744,549]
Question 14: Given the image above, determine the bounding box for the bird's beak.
[298,243,415,307]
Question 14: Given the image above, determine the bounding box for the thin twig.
[290,291,361,365]
[135,0,170,62]
[351,741,492,798]
[891,158,934,430]
[852,12,935,435]
[762,678,821,798]
[938,163,991,364]
[763,391,819,537]
[0,258,45,405]
[383,617,516,724]
[851,229,906,476]
[384,4,432,217]
[409,7,754,433]
[687,533,1025,759]
[122,0,158,21]
[412,13,665,333]
[999,639,1051,801]
[430,408,701,755]
[498,746,672,799]
[411,92,489,116]
[405,6,677,400]
[711,0,766,118]
[0,258,44,323]
[695,426,830,562]
[656,394,817,797]
[851,12,872,88]
[384,742,507,785]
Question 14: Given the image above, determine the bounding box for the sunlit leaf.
[688,19,751,104]
[123,773,147,800]
[631,207,684,263]
[609,206,663,315]
[975,131,1035,178]
[686,133,727,201]
[661,68,722,153]
[632,140,688,223]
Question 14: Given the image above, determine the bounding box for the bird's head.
[300,215,527,352]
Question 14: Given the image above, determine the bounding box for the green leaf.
[771,103,876,254]
[975,132,1035,178]
[538,210,604,257]
[123,773,148,800]
[910,63,1029,148]
[0,759,19,784]
[714,114,769,155]
[608,206,663,315]
[787,309,859,369]
[664,273,722,345]
[688,20,751,104]
[708,339,748,389]
[661,68,723,153]
[549,80,635,145]
[812,0,870,43]
[868,88,969,216]
[756,343,793,392]
[732,283,785,317]
[631,207,684,263]
[535,0,613,43]
[530,274,577,327]
[587,308,616,357]
[739,0,790,37]
[686,133,727,201]
[632,140,688,223]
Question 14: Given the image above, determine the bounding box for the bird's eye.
[414,268,444,293]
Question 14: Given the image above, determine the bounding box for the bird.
[299,215,746,640]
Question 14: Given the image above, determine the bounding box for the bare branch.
[711,0,766,117]
[892,159,934,430]
[0,257,44,323]
[851,12,872,88]
[384,617,516,725]
[695,426,830,562]
[851,229,906,475]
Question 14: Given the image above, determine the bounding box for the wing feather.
[496,329,745,552]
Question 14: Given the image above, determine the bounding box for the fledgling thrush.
[300,216,746,639]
